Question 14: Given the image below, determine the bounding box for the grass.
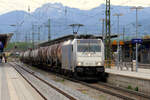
[134,86,139,91]
[99,95,107,100]
[127,85,139,92]
[127,85,133,90]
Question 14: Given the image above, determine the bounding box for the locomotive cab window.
[77,40,101,52]
[77,45,101,52]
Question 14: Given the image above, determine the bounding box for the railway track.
[75,81,150,100]
[9,62,78,100]
[92,83,150,100]
[11,62,150,100]
[97,82,150,99]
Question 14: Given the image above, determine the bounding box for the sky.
[0,0,150,14]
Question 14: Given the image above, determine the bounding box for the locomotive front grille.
[76,67,104,75]
[85,62,94,66]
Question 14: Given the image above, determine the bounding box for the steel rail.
[9,63,77,100]
[9,63,47,100]
[98,82,150,99]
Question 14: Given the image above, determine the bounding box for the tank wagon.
[20,35,105,80]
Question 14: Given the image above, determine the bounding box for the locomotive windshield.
[77,40,101,52]
[78,45,101,52]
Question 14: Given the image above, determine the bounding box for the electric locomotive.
[21,35,105,80]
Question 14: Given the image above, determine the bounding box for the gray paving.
[106,67,150,80]
[0,63,44,100]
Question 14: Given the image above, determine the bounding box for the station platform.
[105,67,150,95]
[0,63,44,100]
[105,67,150,80]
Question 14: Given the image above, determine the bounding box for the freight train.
[20,35,105,80]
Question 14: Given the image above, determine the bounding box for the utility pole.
[113,13,123,69]
[25,33,27,43]
[10,24,17,47]
[25,32,28,50]
[101,18,105,38]
[48,18,51,41]
[38,26,40,42]
[25,6,30,44]
[122,26,125,62]
[105,0,111,68]
[123,26,125,41]
[131,6,144,72]
[32,24,34,49]
[14,24,19,43]
[65,7,68,26]
[28,5,31,45]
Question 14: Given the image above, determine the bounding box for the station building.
[112,38,150,64]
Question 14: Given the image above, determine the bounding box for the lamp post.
[131,6,144,72]
[100,18,105,39]
[113,13,123,69]
[10,24,18,48]
[10,24,17,41]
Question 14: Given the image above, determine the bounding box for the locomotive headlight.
[88,53,91,56]
[96,62,101,66]
[77,62,83,66]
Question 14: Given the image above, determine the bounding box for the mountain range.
[0,3,150,42]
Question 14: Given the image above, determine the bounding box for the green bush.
[127,85,132,90]
[134,86,139,91]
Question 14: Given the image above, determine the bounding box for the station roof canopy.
[124,38,150,45]
[0,33,13,48]
[38,34,118,47]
